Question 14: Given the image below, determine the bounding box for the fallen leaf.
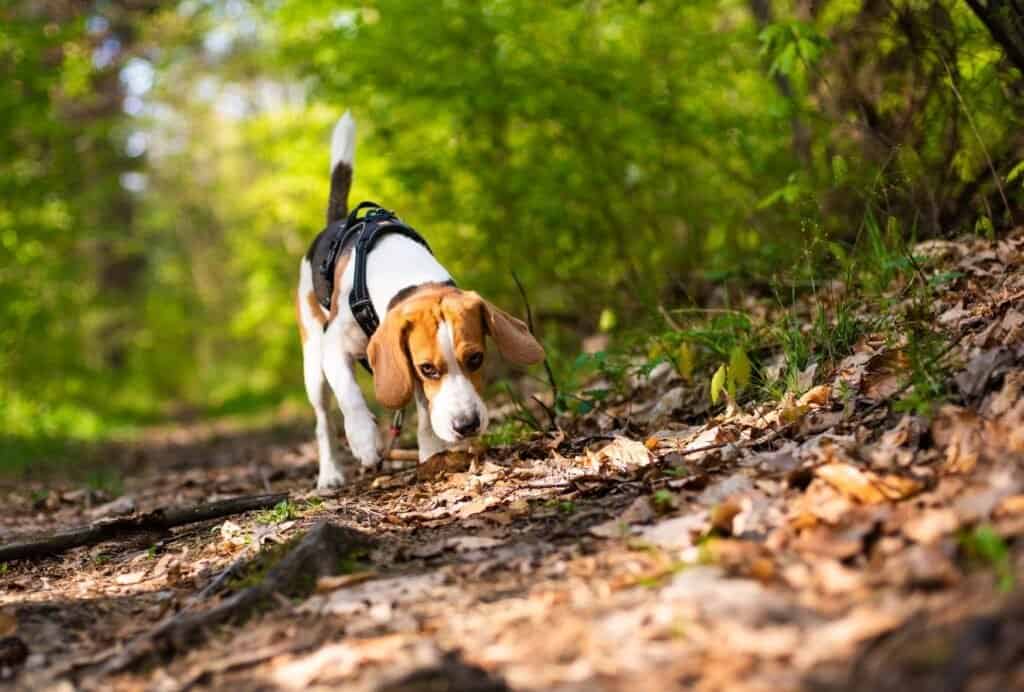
[115,571,147,586]
[816,463,921,504]
[508,498,531,517]
[862,350,909,400]
[0,610,16,637]
[902,508,958,544]
[796,362,818,393]
[996,494,1024,517]
[638,511,709,551]
[814,559,864,595]
[709,500,742,535]
[797,385,831,407]
[931,406,983,474]
[594,437,652,472]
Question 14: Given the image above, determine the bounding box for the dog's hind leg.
[303,331,348,489]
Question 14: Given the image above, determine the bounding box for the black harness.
[315,201,438,340]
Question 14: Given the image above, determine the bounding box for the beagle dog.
[296,113,545,488]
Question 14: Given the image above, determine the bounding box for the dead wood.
[97,521,372,676]
[387,448,420,462]
[0,492,288,562]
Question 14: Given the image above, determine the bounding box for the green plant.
[710,346,753,405]
[651,490,676,513]
[894,324,952,417]
[959,525,1014,593]
[482,419,534,447]
[257,500,299,525]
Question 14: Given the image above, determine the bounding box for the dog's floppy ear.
[472,293,546,365]
[367,312,414,409]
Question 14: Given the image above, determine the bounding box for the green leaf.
[1006,159,1024,184]
[677,342,696,383]
[729,347,752,392]
[710,364,728,405]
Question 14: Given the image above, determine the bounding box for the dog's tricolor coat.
[297,113,545,488]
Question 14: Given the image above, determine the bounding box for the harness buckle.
[349,297,378,331]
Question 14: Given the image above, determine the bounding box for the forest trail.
[2,230,1024,692]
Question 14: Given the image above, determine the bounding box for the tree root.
[96,522,373,676]
[0,492,289,562]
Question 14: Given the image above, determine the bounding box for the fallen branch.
[387,448,420,462]
[0,492,288,562]
[98,522,373,676]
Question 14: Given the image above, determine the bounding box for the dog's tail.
[326,111,356,225]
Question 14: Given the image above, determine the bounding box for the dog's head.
[366,285,545,442]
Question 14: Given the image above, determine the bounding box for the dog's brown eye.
[419,363,440,379]
[465,352,484,371]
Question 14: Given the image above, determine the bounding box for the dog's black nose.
[453,413,480,437]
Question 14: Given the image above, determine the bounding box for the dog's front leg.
[322,325,380,475]
[414,386,448,463]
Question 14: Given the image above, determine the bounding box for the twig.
[0,492,289,562]
[387,448,419,462]
[658,304,684,331]
[511,270,560,429]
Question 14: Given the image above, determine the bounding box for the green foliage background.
[1,1,1022,459]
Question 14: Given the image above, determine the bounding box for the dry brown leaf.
[986,370,1023,417]
[937,301,969,327]
[709,500,742,535]
[456,497,491,518]
[417,450,472,480]
[797,385,831,407]
[595,436,652,471]
[995,494,1024,517]
[0,610,16,637]
[814,559,865,595]
[791,479,854,526]
[901,508,958,544]
[862,350,909,400]
[816,463,921,504]
[508,498,531,517]
[931,406,983,474]
[115,571,147,586]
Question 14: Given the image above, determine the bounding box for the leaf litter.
[1,230,1024,690]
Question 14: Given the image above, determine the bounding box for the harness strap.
[315,201,440,373]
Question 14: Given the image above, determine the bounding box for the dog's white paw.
[317,463,347,490]
[346,418,380,470]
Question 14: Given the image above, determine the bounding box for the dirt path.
[2,232,1024,691]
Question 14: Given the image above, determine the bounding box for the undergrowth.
[511,201,963,432]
